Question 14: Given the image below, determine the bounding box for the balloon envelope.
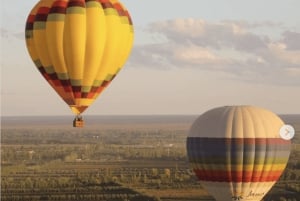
[25,0,134,115]
[186,106,291,201]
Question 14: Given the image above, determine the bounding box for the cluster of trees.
[2,163,196,190]
[1,128,186,146]
[1,144,187,165]
[2,163,192,201]
[1,128,187,164]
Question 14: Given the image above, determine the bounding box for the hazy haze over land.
[2,115,300,130]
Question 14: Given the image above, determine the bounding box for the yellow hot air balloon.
[186,106,291,201]
[25,0,134,127]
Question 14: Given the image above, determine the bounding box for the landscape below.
[1,115,300,201]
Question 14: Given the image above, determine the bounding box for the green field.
[1,115,300,201]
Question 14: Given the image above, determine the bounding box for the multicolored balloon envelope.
[25,0,134,121]
[186,106,291,201]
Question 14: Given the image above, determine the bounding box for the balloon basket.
[73,116,84,128]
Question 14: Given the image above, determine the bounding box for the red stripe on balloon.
[53,0,68,7]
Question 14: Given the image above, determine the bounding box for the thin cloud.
[129,18,300,85]
[282,31,300,50]
[148,18,269,51]
[13,32,24,40]
[0,28,24,40]
[0,28,9,38]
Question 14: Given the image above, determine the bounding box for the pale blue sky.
[1,0,300,116]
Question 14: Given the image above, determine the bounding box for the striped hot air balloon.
[25,0,134,126]
[186,106,291,201]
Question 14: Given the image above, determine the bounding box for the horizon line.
[2,113,300,118]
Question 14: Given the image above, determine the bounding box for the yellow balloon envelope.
[25,0,134,116]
